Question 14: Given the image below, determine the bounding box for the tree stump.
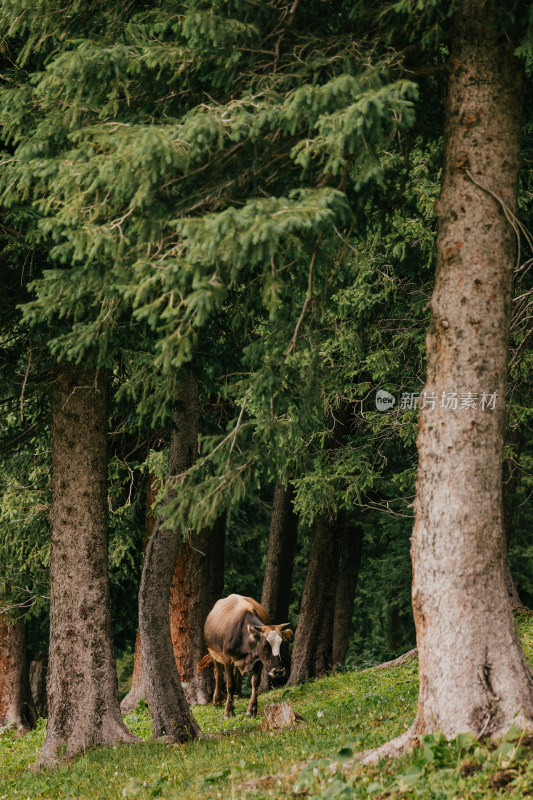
[263,701,303,730]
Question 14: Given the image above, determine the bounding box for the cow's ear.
[247,624,261,640]
[281,628,293,641]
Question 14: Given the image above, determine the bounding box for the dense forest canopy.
[0,0,532,771]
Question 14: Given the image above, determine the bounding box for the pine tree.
[138,376,200,741]
[362,0,533,762]
[37,363,136,767]
[0,616,35,731]
[1,0,531,757]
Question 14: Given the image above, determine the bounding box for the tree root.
[0,721,32,737]
[120,681,146,715]
[341,726,418,770]
[362,648,418,673]
[34,721,138,769]
[239,725,419,792]
[513,607,533,618]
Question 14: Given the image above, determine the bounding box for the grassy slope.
[1,614,532,800]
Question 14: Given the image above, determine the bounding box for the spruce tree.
[361,0,533,762]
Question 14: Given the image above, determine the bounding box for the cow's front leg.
[234,668,243,698]
[213,660,224,707]
[246,662,262,717]
[224,662,235,719]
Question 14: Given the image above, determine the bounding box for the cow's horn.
[279,622,291,629]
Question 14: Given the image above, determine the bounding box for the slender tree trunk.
[261,480,299,622]
[332,525,364,666]
[37,363,135,768]
[120,474,157,714]
[0,615,36,731]
[288,510,344,685]
[370,4,533,755]
[29,651,48,720]
[170,514,226,705]
[138,376,200,741]
[120,630,144,715]
[259,480,299,691]
[288,403,350,686]
[502,427,524,610]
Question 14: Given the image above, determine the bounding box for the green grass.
[2,615,533,799]
[116,649,136,701]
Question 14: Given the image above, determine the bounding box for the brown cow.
[197,594,292,718]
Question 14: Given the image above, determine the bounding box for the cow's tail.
[197,653,213,671]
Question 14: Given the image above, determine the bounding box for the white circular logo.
[375,390,396,412]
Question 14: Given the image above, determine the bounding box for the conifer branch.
[19,342,32,423]
[286,236,321,358]
[225,390,249,468]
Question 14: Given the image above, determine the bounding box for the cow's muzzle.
[268,667,285,678]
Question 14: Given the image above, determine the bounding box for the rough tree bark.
[332,525,364,666]
[502,426,525,610]
[361,2,533,763]
[170,513,226,705]
[287,510,345,685]
[120,474,157,714]
[36,363,135,768]
[138,375,200,741]
[0,615,36,731]
[259,479,299,691]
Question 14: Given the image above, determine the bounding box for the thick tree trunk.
[502,427,524,611]
[37,363,135,768]
[170,514,226,705]
[29,651,48,720]
[332,525,363,666]
[120,474,157,714]
[0,616,36,731]
[407,3,533,743]
[359,8,533,765]
[138,376,200,741]
[287,510,344,685]
[259,480,299,691]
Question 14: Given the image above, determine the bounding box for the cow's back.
[204,594,270,658]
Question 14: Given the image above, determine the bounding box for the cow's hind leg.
[212,661,224,707]
[246,663,262,717]
[224,662,235,719]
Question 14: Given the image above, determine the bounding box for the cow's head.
[247,622,293,678]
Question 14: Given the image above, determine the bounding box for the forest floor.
[1,613,533,799]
